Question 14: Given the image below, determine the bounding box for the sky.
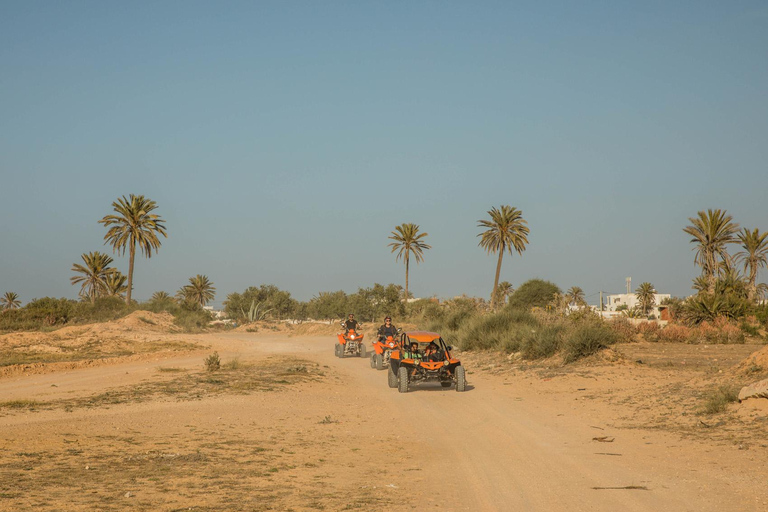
[1,1,767,308]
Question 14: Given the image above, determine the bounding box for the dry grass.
[0,356,324,414]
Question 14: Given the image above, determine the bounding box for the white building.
[604,293,670,314]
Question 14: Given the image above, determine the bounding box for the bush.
[520,324,564,359]
[204,352,221,372]
[507,279,561,310]
[739,316,761,337]
[657,324,693,343]
[607,317,637,341]
[700,385,738,415]
[562,323,619,363]
[636,321,661,342]
[454,309,539,352]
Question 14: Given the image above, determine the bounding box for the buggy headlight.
[443,361,450,367]
[389,342,395,348]
[350,335,355,339]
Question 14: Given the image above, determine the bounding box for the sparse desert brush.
[204,351,221,372]
[688,318,745,344]
[636,321,661,342]
[700,385,738,415]
[657,323,692,343]
[607,317,637,341]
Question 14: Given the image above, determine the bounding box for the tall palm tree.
[735,228,768,302]
[635,282,656,316]
[388,223,431,301]
[103,272,128,299]
[566,286,587,308]
[70,252,116,303]
[478,205,530,309]
[683,209,739,294]
[1,292,21,311]
[179,275,216,307]
[99,194,167,304]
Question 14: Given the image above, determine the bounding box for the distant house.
[604,292,671,316]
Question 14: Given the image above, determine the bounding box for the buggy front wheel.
[398,366,409,393]
[455,366,466,392]
[388,368,398,388]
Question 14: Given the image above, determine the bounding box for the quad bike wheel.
[441,381,452,388]
[370,354,376,368]
[398,366,409,393]
[374,353,383,370]
[359,344,366,358]
[335,344,341,358]
[455,365,466,392]
[388,368,398,388]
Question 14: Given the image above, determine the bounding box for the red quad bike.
[388,331,466,392]
[369,328,402,370]
[335,323,366,358]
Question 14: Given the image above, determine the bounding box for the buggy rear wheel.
[388,367,398,388]
[398,366,409,393]
[455,365,466,392]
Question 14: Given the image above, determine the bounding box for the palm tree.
[388,223,431,301]
[566,286,587,308]
[103,272,128,298]
[70,252,116,303]
[478,205,530,309]
[635,282,656,316]
[683,209,739,294]
[151,291,174,303]
[1,292,21,311]
[99,194,167,304]
[735,228,768,302]
[494,281,515,307]
[179,275,216,307]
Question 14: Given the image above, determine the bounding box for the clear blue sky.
[2,1,767,308]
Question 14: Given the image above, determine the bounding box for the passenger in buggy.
[403,342,422,361]
[424,342,444,362]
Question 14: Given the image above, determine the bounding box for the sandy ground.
[1,318,768,511]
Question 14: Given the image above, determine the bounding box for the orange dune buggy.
[369,329,402,370]
[335,324,366,358]
[388,331,466,392]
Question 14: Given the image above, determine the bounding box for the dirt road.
[1,332,766,511]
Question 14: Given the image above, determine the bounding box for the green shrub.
[507,279,561,310]
[456,309,538,352]
[562,323,619,363]
[520,324,564,359]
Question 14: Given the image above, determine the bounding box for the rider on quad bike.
[377,316,398,341]
[335,313,366,358]
[370,316,401,370]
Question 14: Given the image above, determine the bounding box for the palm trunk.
[126,244,135,305]
[490,250,504,309]
[404,253,410,302]
[749,263,757,302]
